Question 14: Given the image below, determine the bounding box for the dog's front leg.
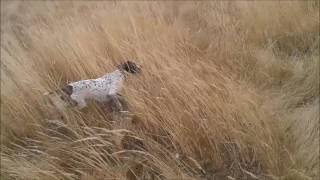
[76,99,87,110]
[107,94,123,112]
[116,93,129,112]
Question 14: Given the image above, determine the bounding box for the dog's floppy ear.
[118,61,141,74]
[61,85,73,96]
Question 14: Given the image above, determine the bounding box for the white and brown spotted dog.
[45,61,141,112]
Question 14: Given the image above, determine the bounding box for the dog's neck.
[117,68,129,79]
[100,69,127,81]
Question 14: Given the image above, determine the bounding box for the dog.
[44,61,141,112]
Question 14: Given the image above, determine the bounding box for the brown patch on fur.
[58,85,78,107]
[118,61,141,74]
[61,85,73,96]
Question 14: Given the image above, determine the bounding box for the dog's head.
[118,61,141,74]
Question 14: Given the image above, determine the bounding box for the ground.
[1,1,319,180]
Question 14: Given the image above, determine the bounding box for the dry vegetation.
[1,1,319,180]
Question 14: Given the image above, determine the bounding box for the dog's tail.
[43,85,71,96]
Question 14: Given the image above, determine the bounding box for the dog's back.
[69,70,125,104]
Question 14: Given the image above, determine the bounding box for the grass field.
[1,1,319,180]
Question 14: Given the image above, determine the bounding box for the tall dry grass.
[1,1,319,180]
